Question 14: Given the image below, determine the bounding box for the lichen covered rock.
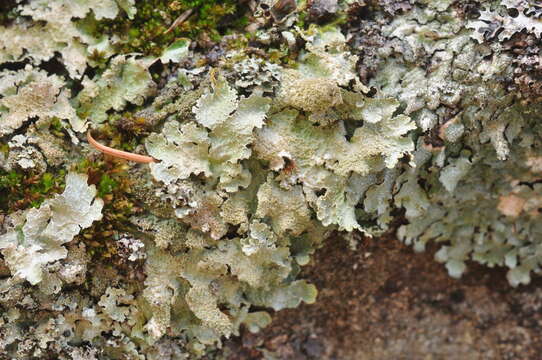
[1,0,542,358]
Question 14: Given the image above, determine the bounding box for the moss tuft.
[96,0,245,57]
[0,169,66,211]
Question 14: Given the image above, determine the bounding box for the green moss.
[296,10,308,28]
[0,170,22,189]
[0,169,66,211]
[49,118,64,133]
[95,0,245,57]
[97,174,119,198]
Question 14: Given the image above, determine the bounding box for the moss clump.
[96,0,245,57]
[0,169,66,211]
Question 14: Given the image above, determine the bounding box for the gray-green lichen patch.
[75,55,156,129]
[0,0,135,78]
[0,173,103,285]
[0,67,77,135]
[361,0,542,285]
[468,0,542,42]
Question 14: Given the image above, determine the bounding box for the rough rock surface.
[227,232,542,359]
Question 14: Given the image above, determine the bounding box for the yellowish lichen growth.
[278,72,343,113]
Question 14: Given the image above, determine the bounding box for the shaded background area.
[225,233,542,359]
